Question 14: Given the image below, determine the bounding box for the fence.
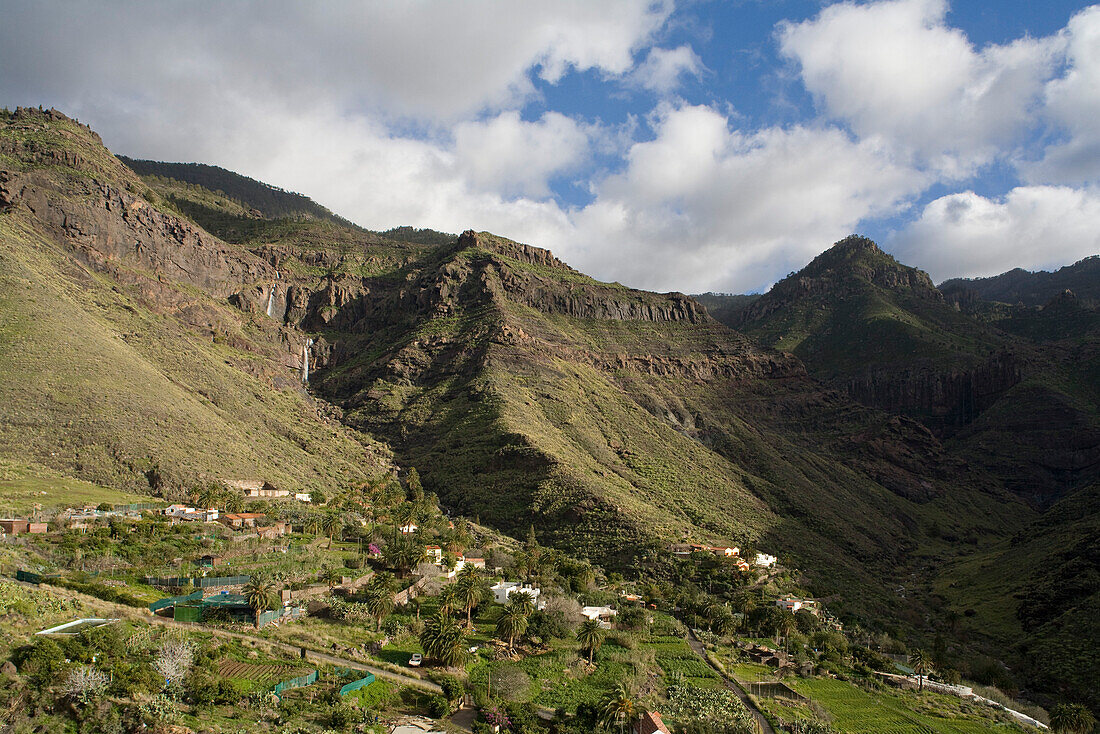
[114,503,164,511]
[339,673,375,696]
[272,670,318,697]
[149,589,203,613]
[142,575,250,588]
[16,570,61,585]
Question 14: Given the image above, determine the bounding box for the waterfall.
[266,285,276,317]
[301,338,313,384]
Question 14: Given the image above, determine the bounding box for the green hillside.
[0,109,392,498]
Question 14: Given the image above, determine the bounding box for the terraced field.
[217,658,304,687]
[786,678,1026,734]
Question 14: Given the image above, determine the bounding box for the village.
[0,472,1047,734]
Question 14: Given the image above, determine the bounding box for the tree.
[405,467,424,502]
[322,513,343,550]
[908,649,930,691]
[601,682,640,733]
[1051,704,1097,734]
[62,665,109,705]
[496,604,530,653]
[363,585,395,632]
[321,566,343,590]
[243,576,277,627]
[509,590,537,618]
[576,618,605,665]
[384,535,423,577]
[224,493,245,513]
[420,610,468,669]
[439,584,461,616]
[154,639,195,689]
[776,611,797,652]
[455,564,488,629]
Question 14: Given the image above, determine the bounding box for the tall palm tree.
[908,649,930,691]
[496,604,529,653]
[576,618,605,665]
[776,612,796,652]
[509,590,537,618]
[362,586,395,632]
[600,683,639,733]
[455,564,487,629]
[322,513,343,550]
[420,610,468,669]
[1051,703,1097,734]
[243,576,277,628]
[439,584,461,616]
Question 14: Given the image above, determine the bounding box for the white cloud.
[0,0,672,121]
[560,105,926,293]
[1023,6,1100,186]
[453,112,591,199]
[890,186,1100,282]
[778,0,1063,176]
[628,45,706,94]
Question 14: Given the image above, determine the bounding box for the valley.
[0,106,1096,733]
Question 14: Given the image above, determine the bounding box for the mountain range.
[0,107,1096,711]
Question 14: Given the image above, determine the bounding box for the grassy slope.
[0,111,392,497]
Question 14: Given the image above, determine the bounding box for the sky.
[2,0,1100,294]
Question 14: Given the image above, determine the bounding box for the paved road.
[16,578,441,694]
[685,631,777,734]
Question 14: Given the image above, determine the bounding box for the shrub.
[438,675,464,702]
[427,694,451,718]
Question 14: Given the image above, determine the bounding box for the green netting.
[149,590,202,612]
[173,604,202,622]
[339,674,375,696]
[272,670,318,697]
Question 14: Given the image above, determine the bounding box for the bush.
[438,675,464,702]
[427,694,451,718]
[327,703,358,729]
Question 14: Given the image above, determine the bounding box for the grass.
[785,677,1026,734]
[0,458,154,511]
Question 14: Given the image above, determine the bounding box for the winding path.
[685,631,777,734]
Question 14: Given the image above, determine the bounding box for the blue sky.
[2,0,1099,293]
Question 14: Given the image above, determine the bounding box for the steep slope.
[940,255,1100,307]
[265,230,1030,630]
[731,236,1100,506]
[691,292,759,326]
[0,107,391,496]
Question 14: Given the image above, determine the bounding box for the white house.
[776,598,804,612]
[425,545,443,564]
[399,523,418,534]
[582,605,618,629]
[710,546,740,557]
[294,493,312,503]
[491,581,544,609]
[445,556,487,578]
[754,552,777,568]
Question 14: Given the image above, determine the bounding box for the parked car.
[408,653,422,667]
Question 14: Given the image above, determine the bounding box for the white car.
[408,653,422,667]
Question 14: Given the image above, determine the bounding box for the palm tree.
[576,618,605,665]
[439,584,461,616]
[322,513,343,549]
[908,649,930,691]
[776,612,796,652]
[455,564,487,629]
[224,494,245,513]
[383,536,423,577]
[420,610,468,669]
[509,590,537,618]
[362,586,394,632]
[321,566,343,590]
[600,683,639,733]
[713,611,737,637]
[496,604,529,653]
[243,576,277,628]
[1051,703,1097,734]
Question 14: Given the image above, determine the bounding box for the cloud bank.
[1,0,1098,293]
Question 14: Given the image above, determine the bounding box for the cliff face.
[845,352,1024,430]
